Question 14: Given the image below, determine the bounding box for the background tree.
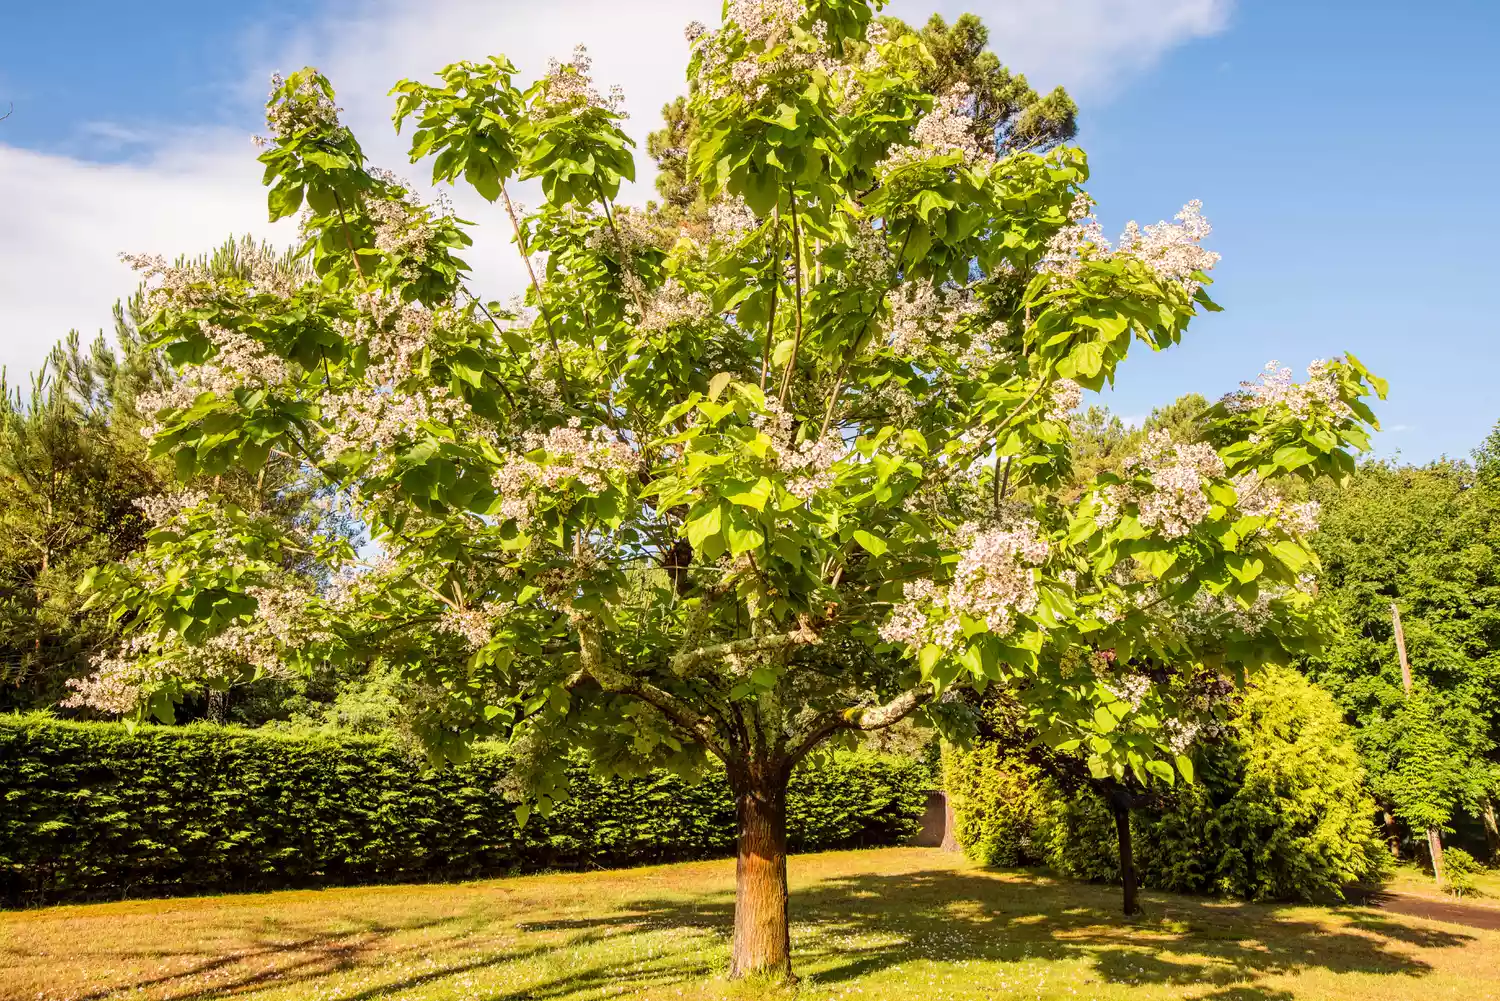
[949,666,1389,904]
[646,10,1077,219]
[0,238,358,720]
[76,1,1382,981]
[1306,453,1500,863]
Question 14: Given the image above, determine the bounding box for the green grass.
[3,847,1497,1000]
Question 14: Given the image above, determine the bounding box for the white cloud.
[0,0,1231,380]
[894,0,1233,94]
[0,133,290,382]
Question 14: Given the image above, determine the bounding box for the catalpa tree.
[80,0,1384,979]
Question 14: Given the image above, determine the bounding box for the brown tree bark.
[1382,808,1402,858]
[1483,796,1500,865]
[1112,800,1141,916]
[729,763,793,981]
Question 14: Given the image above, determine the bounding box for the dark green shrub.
[0,716,928,905]
[948,667,1391,902]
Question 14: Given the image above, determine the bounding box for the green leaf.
[707,371,733,401]
[1145,759,1176,786]
[1093,705,1118,734]
[852,530,888,556]
[1175,754,1195,784]
[684,505,723,549]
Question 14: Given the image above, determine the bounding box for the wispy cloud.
[0,0,1234,379]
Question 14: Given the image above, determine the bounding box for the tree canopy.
[72,0,1383,978]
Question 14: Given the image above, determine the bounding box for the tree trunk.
[1482,796,1500,866]
[1112,800,1141,916]
[1382,808,1402,858]
[730,765,793,981]
[940,792,960,852]
[1428,825,1446,886]
[207,688,228,725]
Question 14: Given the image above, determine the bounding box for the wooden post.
[1393,602,1445,886]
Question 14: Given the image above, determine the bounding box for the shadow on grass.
[56,864,1477,1001]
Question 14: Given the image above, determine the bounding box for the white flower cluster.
[437,600,515,650]
[62,581,325,715]
[491,420,639,525]
[257,70,344,146]
[321,386,468,467]
[880,520,1049,650]
[1104,672,1152,710]
[1047,379,1083,421]
[1042,200,1220,295]
[1096,430,1226,539]
[690,1,851,105]
[884,280,999,367]
[1232,471,1321,536]
[752,399,847,499]
[1224,359,1354,422]
[536,45,626,116]
[132,490,210,528]
[136,324,293,432]
[877,84,992,174]
[640,278,713,332]
[708,196,758,243]
[1115,200,1220,295]
[1162,717,1200,754]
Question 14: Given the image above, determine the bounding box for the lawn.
[3,847,1497,1001]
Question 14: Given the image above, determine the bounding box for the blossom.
[1232,471,1322,536]
[135,324,293,432]
[1105,673,1152,710]
[133,490,210,528]
[1162,717,1200,754]
[1042,200,1219,295]
[321,385,469,466]
[490,420,639,524]
[641,279,713,332]
[1115,200,1221,295]
[1122,430,1226,538]
[877,84,992,174]
[535,45,626,116]
[880,519,1049,650]
[708,196,758,242]
[1225,359,1354,422]
[257,70,344,146]
[1047,379,1083,421]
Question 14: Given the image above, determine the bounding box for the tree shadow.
[32,863,1480,1001]
[505,866,1474,1000]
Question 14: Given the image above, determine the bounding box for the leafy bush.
[948,667,1391,901]
[0,716,928,906]
[1443,847,1484,898]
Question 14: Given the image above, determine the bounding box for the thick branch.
[570,610,732,761]
[671,625,820,677]
[784,684,934,767]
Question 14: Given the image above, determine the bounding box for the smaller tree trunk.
[730,765,793,981]
[1111,800,1141,916]
[1382,808,1402,858]
[940,792,960,852]
[1482,796,1500,866]
[207,688,228,725]
[1427,825,1446,886]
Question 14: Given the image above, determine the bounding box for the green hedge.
[0,716,928,906]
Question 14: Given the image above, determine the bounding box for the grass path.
[3,847,1498,1001]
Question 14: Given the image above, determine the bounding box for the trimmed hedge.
[0,716,928,906]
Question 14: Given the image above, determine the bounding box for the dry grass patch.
[3,847,1497,1001]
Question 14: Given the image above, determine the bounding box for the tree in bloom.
[79,0,1385,980]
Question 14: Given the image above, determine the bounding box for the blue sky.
[2,0,1495,463]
